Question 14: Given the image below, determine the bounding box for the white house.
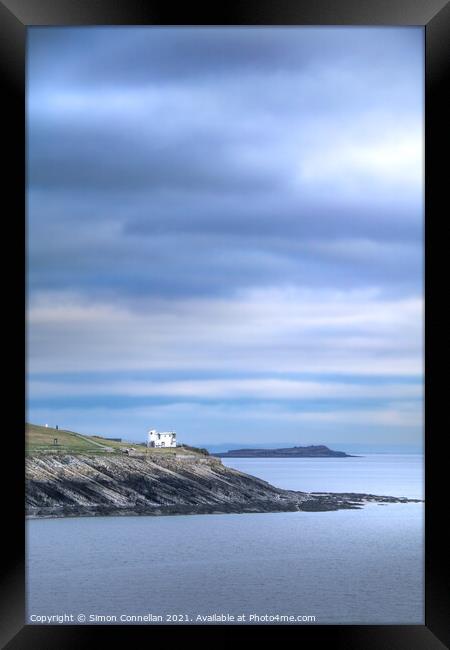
[148,429,177,448]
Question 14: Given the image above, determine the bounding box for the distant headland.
[26,424,419,520]
[213,445,355,458]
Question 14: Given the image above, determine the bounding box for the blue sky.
[26,27,424,449]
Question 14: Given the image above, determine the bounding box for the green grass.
[25,423,203,457]
[25,423,111,455]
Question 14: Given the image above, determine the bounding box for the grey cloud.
[27,27,423,299]
[28,120,282,193]
[26,27,424,445]
[28,27,422,89]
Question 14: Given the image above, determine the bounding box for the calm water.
[222,453,424,499]
[26,454,424,625]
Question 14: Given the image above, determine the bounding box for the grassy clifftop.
[25,423,205,457]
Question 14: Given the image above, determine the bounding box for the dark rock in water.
[213,444,354,458]
[26,453,421,519]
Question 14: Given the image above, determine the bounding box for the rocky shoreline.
[26,453,421,519]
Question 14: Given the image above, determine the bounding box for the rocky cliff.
[26,453,419,518]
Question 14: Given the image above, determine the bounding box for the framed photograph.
[1,1,448,647]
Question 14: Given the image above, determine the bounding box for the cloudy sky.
[27,27,424,449]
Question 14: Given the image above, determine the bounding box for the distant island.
[213,445,354,458]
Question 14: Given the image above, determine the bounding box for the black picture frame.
[2,1,448,647]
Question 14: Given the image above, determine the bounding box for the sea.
[26,454,424,625]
